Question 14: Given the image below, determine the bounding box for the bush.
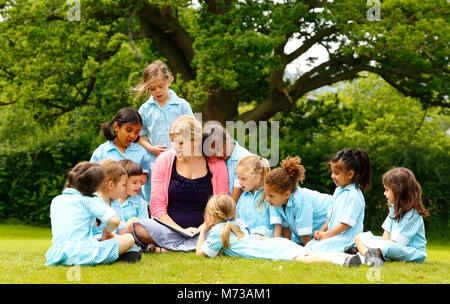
[0,126,96,226]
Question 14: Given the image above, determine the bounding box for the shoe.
[364,248,384,267]
[116,251,142,263]
[343,254,362,267]
[344,246,359,255]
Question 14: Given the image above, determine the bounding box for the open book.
[152,217,200,238]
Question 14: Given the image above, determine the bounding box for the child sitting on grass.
[196,195,363,267]
[353,167,429,266]
[45,162,135,266]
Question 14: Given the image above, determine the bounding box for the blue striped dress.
[138,88,193,200]
[117,195,149,222]
[358,206,427,263]
[305,183,365,253]
[225,140,251,195]
[90,140,150,202]
[45,188,119,266]
[270,186,332,244]
[236,188,275,237]
[201,220,310,260]
[91,195,127,240]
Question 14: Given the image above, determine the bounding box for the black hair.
[102,108,143,142]
[66,162,105,197]
[331,148,372,192]
[117,159,143,177]
[202,122,231,157]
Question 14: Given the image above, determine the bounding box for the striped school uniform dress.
[118,195,149,222]
[270,186,332,244]
[305,183,365,253]
[138,88,193,201]
[90,141,150,202]
[91,195,127,240]
[201,220,310,261]
[225,140,251,195]
[358,206,427,263]
[236,188,275,237]
[45,188,119,266]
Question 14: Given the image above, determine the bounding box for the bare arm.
[317,222,350,240]
[196,225,209,256]
[139,136,166,156]
[230,187,242,203]
[382,230,391,241]
[273,224,282,237]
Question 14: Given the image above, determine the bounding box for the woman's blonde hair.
[98,159,127,190]
[236,154,270,210]
[169,115,203,141]
[204,195,245,249]
[132,60,174,99]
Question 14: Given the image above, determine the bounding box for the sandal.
[145,243,163,253]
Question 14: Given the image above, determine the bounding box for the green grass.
[0,224,448,284]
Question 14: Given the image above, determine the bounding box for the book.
[152,217,200,238]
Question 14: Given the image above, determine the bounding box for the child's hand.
[101,233,115,241]
[151,145,167,156]
[313,230,321,240]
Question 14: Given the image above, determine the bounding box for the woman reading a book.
[129,115,229,253]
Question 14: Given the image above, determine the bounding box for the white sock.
[357,252,366,264]
[331,256,346,265]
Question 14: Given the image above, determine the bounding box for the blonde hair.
[169,115,203,141]
[236,154,270,210]
[204,195,245,249]
[132,60,174,99]
[98,159,127,190]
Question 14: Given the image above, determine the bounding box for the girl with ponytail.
[90,108,150,202]
[304,148,372,253]
[196,195,364,267]
[264,156,333,246]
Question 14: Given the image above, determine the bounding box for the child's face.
[127,175,142,197]
[236,166,262,193]
[149,77,170,104]
[330,161,354,188]
[263,184,290,207]
[383,185,395,206]
[109,175,128,200]
[114,122,141,148]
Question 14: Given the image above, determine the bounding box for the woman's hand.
[184,227,199,236]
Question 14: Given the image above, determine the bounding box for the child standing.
[305,148,372,253]
[133,60,194,201]
[117,159,150,223]
[202,123,251,202]
[354,167,429,266]
[90,108,150,201]
[234,155,275,237]
[196,195,363,267]
[45,162,135,266]
[264,156,332,246]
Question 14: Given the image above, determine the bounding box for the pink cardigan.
[149,149,229,219]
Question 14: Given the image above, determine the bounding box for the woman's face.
[170,133,202,159]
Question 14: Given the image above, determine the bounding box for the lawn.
[0,224,448,284]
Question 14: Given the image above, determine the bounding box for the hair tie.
[225,218,231,222]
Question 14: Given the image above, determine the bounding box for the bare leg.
[294,252,351,264]
[355,235,384,257]
[114,234,135,255]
